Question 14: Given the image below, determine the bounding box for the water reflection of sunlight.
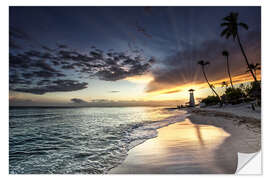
[132,118,231,166]
[112,117,235,173]
[141,107,185,122]
[158,118,230,146]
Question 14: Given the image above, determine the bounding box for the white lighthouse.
[188,89,195,107]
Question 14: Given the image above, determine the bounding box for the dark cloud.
[9,53,30,68]
[9,26,154,95]
[33,60,58,72]
[11,80,88,95]
[57,44,68,49]
[9,74,31,85]
[146,31,261,92]
[9,26,31,40]
[148,57,156,64]
[70,98,88,104]
[80,99,185,107]
[42,46,54,52]
[136,21,152,39]
[109,91,120,93]
[10,40,22,50]
[9,26,32,50]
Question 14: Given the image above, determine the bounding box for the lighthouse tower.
[188,89,195,107]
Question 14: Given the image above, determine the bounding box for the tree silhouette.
[222,50,234,88]
[197,60,221,102]
[220,12,257,82]
[247,63,261,79]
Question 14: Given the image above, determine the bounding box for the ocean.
[9,107,187,174]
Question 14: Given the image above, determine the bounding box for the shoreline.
[187,107,261,151]
[109,105,261,174]
[186,105,261,132]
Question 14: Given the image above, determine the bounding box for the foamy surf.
[9,107,187,174]
[127,112,188,150]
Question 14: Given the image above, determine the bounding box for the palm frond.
[220,22,230,27]
[223,16,231,22]
[239,22,249,30]
[221,28,229,37]
[225,32,232,39]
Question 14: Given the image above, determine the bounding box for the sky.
[9,6,261,107]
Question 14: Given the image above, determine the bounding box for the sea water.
[9,107,187,174]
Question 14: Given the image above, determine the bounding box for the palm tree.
[220,12,257,82]
[246,63,261,79]
[222,50,234,88]
[197,60,221,101]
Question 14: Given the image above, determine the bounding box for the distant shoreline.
[9,105,173,109]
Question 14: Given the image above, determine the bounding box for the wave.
[9,113,58,119]
[9,108,188,174]
[127,112,188,150]
[104,110,189,173]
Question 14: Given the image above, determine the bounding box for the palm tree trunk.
[201,66,221,101]
[226,56,234,88]
[255,70,257,79]
[236,33,257,81]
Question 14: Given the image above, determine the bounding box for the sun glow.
[147,72,261,95]
[124,74,154,84]
[143,71,261,103]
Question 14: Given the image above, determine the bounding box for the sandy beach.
[109,104,261,174]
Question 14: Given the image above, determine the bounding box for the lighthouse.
[188,89,195,107]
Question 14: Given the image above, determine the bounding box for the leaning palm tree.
[197,60,221,101]
[222,50,234,88]
[220,12,257,82]
[246,63,261,79]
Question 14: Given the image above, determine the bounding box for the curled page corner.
[236,151,261,175]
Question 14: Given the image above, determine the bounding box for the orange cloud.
[147,71,261,96]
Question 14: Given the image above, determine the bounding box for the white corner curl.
[236,151,262,175]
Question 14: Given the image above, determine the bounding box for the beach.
[109,104,261,174]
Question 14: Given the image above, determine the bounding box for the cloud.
[77,99,185,107]
[57,43,69,49]
[109,91,120,93]
[11,80,88,95]
[9,26,32,50]
[70,98,88,104]
[9,26,154,95]
[146,31,261,93]
[9,26,31,40]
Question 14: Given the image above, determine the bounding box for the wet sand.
[109,109,261,174]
